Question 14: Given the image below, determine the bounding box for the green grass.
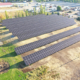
[0,44,26,80]
[0,27,60,80]
[0,43,60,80]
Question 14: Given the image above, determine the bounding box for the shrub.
[77,17,80,21]
[68,11,72,13]
[57,6,62,11]
[57,12,60,15]
[0,15,6,22]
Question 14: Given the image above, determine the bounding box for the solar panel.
[3,14,74,30]
[15,27,80,55]
[2,15,56,28]
[9,18,72,34]
[5,15,73,30]
[23,34,80,66]
[2,15,76,41]
[17,22,75,41]
[2,14,46,26]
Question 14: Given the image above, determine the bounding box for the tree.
[44,11,47,15]
[57,6,62,11]
[15,12,18,18]
[22,13,25,17]
[57,12,60,15]
[25,10,29,16]
[22,11,25,17]
[18,11,22,17]
[5,11,9,19]
[43,6,46,14]
[77,17,80,21]
[33,7,37,15]
[47,13,48,15]
[52,11,54,14]
[40,5,44,14]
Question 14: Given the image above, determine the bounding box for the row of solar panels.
[3,15,74,31]
[3,15,59,29]
[23,34,80,66]
[8,18,74,35]
[15,27,80,55]
[2,15,75,41]
[3,14,64,27]
[7,21,75,41]
[16,22,75,41]
[2,15,79,66]
[3,15,75,32]
[2,14,46,25]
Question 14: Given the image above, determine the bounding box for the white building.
[78,11,80,16]
[0,3,13,7]
[13,3,28,7]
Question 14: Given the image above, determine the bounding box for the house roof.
[0,2,12,6]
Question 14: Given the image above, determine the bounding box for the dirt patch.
[0,60,9,74]
[22,68,34,73]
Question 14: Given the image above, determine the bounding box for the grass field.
[0,44,26,80]
[0,28,60,80]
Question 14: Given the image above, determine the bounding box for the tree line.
[0,0,80,3]
[36,0,80,3]
[0,6,61,22]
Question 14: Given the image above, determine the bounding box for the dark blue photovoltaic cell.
[2,15,76,41]
[15,27,80,55]
[2,14,79,66]
[23,34,80,66]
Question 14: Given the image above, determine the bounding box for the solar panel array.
[23,34,80,66]
[2,14,76,41]
[15,27,80,55]
[2,14,79,66]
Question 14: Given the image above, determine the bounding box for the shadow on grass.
[10,61,26,69]
[2,39,18,47]
[1,43,18,58]
[0,30,9,35]
[1,35,12,41]
[0,51,17,58]
[2,43,14,47]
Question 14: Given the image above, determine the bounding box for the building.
[13,3,28,7]
[78,11,80,16]
[0,2,13,7]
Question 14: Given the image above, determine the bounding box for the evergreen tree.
[15,12,18,18]
[40,5,44,14]
[0,16,2,22]
[44,12,47,15]
[33,7,37,15]
[25,10,29,16]
[57,12,60,15]
[22,12,25,17]
[52,11,54,14]
[5,11,9,19]
[18,11,22,17]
